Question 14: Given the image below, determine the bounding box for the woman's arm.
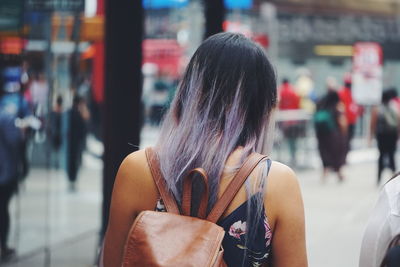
[267,162,308,267]
[103,150,158,267]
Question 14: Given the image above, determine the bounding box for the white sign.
[352,42,383,105]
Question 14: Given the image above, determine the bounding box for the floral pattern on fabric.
[224,213,272,267]
[155,198,166,212]
[264,216,272,247]
[217,193,272,267]
[229,220,247,239]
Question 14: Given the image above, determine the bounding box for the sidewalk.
[4,154,102,267]
[300,160,383,267]
[2,127,391,267]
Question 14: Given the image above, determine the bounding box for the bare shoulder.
[113,149,158,213]
[103,149,158,267]
[268,160,299,187]
[264,160,303,229]
[118,149,148,180]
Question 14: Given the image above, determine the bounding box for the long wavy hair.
[156,32,277,211]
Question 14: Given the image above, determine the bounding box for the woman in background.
[314,90,347,182]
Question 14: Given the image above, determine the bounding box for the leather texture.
[122,211,226,267]
[121,148,267,267]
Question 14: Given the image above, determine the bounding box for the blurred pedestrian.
[370,90,400,185]
[387,88,400,114]
[149,74,169,126]
[26,72,48,113]
[314,90,347,182]
[278,78,301,166]
[0,68,30,262]
[103,32,307,267]
[66,95,90,191]
[338,73,360,153]
[359,174,400,267]
[49,95,64,168]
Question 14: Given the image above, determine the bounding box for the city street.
[3,128,391,267]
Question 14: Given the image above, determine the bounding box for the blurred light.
[0,37,24,54]
[223,21,252,37]
[314,45,353,57]
[224,0,252,9]
[81,44,95,59]
[177,29,189,46]
[2,67,22,93]
[85,0,97,17]
[143,0,188,9]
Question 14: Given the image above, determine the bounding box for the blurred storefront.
[1,0,399,148]
[272,0,400,95]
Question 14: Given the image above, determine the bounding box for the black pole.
[101,0,144,237]
[204,0,225,39]
[69,11,82,91]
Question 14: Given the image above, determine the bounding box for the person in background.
[359,174,400,267]
[66,95,90,191]
[314,90,347,182]
[0,67,31,262]
[370,90,400,185]
[149,73,170,126]
[278,78,301,166]
[294,68,316,114]
[49,95,64,168]
[103,32,307,267]
[388,88,400,115]
[338,73,359,154]
[28,73,48,113]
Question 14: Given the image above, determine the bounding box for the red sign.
[142,39,183,78]
[0,37,25,54]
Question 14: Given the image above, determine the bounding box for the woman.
[314,90,347,182]
[103,33,307,267]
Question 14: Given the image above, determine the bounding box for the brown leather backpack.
[121,148,267,267]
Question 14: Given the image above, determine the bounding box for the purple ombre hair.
[156,32,277,211]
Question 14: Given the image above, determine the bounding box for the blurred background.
[0,0,400,266]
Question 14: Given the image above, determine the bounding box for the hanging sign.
[352,42,383,105]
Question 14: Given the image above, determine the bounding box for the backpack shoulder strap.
[145,147,180,214]
[206,152,268,223]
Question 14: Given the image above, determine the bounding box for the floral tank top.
[155,160,273,267]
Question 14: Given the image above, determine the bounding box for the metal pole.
[203,0,225,39]
[101,0,144,238]
[43,11,53,267]
[70,10,82,91]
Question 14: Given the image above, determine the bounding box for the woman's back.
[103,32,307,267]
[104,147,306,266]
